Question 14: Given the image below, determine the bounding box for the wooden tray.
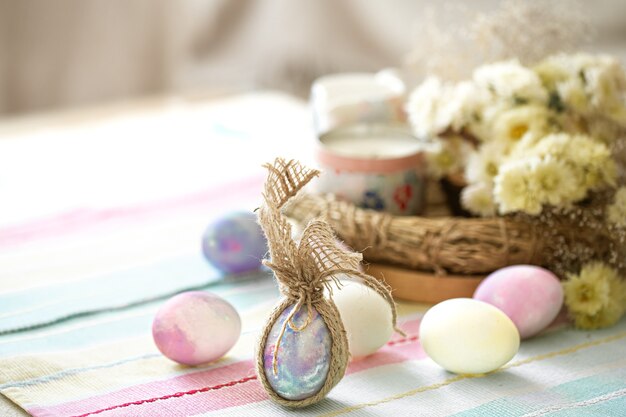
[366,263,485,304]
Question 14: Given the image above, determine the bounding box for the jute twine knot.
[262,256,327,375]
[255,158,404,407]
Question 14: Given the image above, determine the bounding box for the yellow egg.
[419,298,520,374]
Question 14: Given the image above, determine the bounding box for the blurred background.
[1,4,625,417]
[1,0,626,116]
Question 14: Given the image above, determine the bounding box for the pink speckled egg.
[473,265,563,339]
[152,291,241,365]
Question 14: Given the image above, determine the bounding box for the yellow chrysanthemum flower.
[474,60,548,103]
[534,57,571,90]
[607,187,626,228]
[491,105,552,144]
[530,157,584,206]
[422,137,471,179]
[464,141,511,184]
[461,182,496,217]
[563,266,611,316]
[522,133,617,191]
[557,78,589,113]
[534,53,626,126]
[584,56,626,126]
[563,262,626,330]
[493,159,542,215]
[572,302,624,330]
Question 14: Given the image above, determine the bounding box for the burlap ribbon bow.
[255,158,403,408]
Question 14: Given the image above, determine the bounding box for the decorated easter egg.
[419,298,519,374]
[202,211,267,274]
[263,303,332,400]
[331,279,393,358]
[474,265,563,339]
[152,291,241,365]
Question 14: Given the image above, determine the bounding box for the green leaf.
[548,91,565,112]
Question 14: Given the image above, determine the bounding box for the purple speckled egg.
[152,291,241,365]
[201,211,267,274]
[473,265,563,339]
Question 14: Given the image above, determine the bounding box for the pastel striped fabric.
[1,94,625,417]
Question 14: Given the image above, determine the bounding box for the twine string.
[271,290,315,375]
[265,256,345,375]
[256,158,403,400]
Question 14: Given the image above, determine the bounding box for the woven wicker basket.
[285,182,615,303]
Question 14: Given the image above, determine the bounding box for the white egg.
[331,279,393,359]
[419,298,520,374]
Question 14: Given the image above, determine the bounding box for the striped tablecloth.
[0,93,625,417]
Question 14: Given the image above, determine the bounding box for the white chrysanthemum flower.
[511,129,548,156]
[523,133,617,191]
[422,137,472,179]
[407,77,487,140]
[561,136,617,190]
[407,77,445,139]
[464,141,510,184]
[520,132,570,159]
[493,159,542,215]
[556,77,589,113]
[474,60,548,103]
[535,53,626,125]
[461,182,496,217]
[583,55,626,124]
[491,105,552,143]
[607,187,626,228]
[465,101,507,141]
[442,81,488,133]
[534,55,572,89]
[535,54,593,85]
[530,157,583,206]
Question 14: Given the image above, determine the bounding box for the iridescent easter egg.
[263,304,332,400]
[202,212,267,274]
[152,291,241,365]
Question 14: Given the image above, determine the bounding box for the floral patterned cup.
[315,124,426,216]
